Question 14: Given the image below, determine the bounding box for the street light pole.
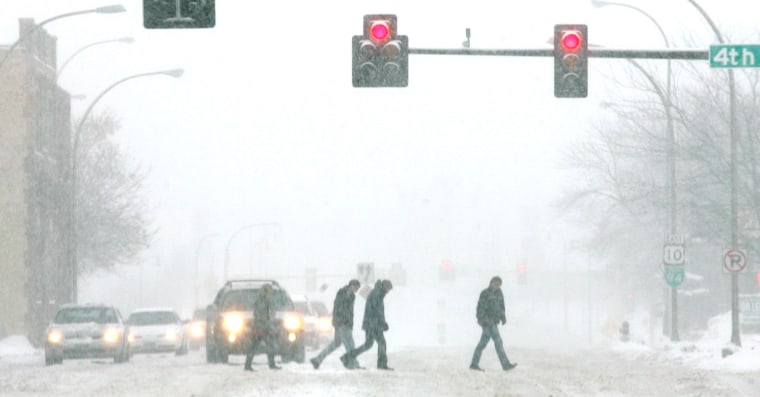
[0,4,126,72]
[223,223,281,282]
[194,233,219,308]
[592,0,679,341]
[687,0,741,348]
[56,37,134,82]
[70,68,183,303]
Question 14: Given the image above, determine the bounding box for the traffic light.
[143,0,216,29]
[554,24,588,98]
[517,264,527,285]
[352,14,409,87]
[439,260,455,281]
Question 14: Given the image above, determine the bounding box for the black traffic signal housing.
[554,24,588,98]
[144,0,215,29]
[352,14,409,87]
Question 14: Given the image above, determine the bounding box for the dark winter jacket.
[476,287,506,326]
[332,285,356,328]
[252,293,276,334]
[362,281,388,332]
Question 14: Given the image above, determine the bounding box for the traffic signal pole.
[409,47,708,60]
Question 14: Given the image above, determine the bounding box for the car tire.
[45,352,54,366]
[218,347,229,364]
[176,338,188,356]
[206,341,218,363]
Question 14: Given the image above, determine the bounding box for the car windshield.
[221,290,293,311]
[293,302,310,314]
[127,311,179,325]
[311,302,329,316]
[191,309,205,321]
[54,307,117,324]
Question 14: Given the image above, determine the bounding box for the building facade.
[0,19,72,344]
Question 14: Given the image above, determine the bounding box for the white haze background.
[2,0,760,371]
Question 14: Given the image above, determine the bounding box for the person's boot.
[469,364,484,371]
[378,365,394,371]
[310,357,320,370]
[503,363,518,371]
[268,355,282,370]
[339,354,351,369]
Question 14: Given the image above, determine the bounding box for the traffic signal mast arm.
[408,47,708,60]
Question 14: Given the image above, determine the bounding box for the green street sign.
[710,45,760,68]
[664,266,685,288]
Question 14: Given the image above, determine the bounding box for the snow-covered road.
[1,343,758,397]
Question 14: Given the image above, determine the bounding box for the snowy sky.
[3,0,760,312]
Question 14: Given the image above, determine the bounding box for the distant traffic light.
[517,264,527,285]
[143,0,216,29]
[554,24,588,98]
[352,14,409,87]
[439,260,455,281]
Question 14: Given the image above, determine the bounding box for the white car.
[44,303,131,365]
[292,296,332,349]
[127,308,188,356]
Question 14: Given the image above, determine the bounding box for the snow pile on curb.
[0,335,37,358]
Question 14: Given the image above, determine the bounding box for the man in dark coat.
[310,279,361,369]
[340,279,393,370]
[244,283,281,371]
[469,276,517,371]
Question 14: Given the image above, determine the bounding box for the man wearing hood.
[340,279,393,370]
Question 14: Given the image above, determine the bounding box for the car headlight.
[103,328,120,344]
[223,312,245,334]
[190,322,205,338]
[47,330,63,344]
[283,314,302,331]
[317,317,332,332]
[164,329,178,341]
[128,332,135,343]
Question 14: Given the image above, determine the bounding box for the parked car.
[292,296,332,349]
[44,303,130,365]
[126,308,188,356]
[188,308,206,350]
[205,279,305,364]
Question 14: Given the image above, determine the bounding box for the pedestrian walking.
[340,279,393,370]
[469,276,517,371]
[243,283,282,371]
[310,279,362,369]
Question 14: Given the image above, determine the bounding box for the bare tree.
[74,111,153,274]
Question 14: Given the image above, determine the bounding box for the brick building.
[0,19,72,344]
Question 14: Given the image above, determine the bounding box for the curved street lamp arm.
[57,37,134,81]
[223,222,281,281]
[0,5,125,72]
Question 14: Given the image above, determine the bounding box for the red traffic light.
[561,31,582,51]
[517,264,526,273]
[370,21,390,42]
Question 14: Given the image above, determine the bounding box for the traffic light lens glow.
[370,22,390,42]
[562,32,581,51]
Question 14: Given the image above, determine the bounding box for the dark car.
[205,279,306,364]
[44,303,131,365]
